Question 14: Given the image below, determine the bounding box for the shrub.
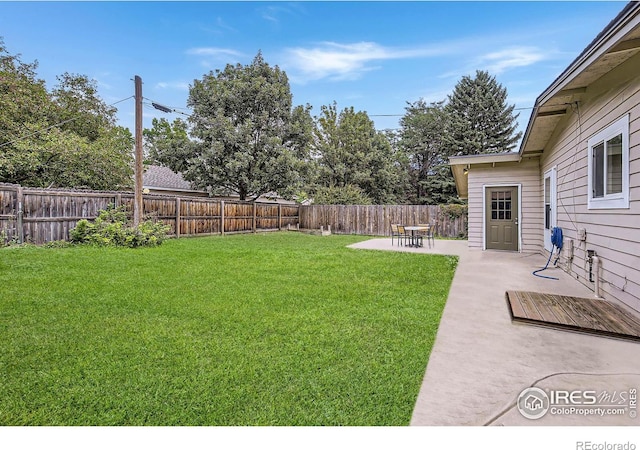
[312,184,372,205]
[70,204,170,248]
[439,203,468,221]
[43,240,74,249]
[439,204,469,239]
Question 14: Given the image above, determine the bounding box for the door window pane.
[593,142,604,198]
[544,176,551,230]
[607,134,622,195]
[544,177,550,204]
[490,190,513,221]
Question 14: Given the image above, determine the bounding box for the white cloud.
[155,81,190,91]
[198,17,237,35]
[261,5,282,23]
[416,88,454,105]
[259,4,306,24]
[284,41,446,83]
[186,47,245,68]
[438,45,553,82]
[187,47,243,57]
[479,46,547,74]
[96,79,112,90]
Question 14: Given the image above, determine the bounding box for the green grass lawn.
[0,232,457,426]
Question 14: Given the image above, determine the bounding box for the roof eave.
[518,1,640,156]
[449,152,522,199]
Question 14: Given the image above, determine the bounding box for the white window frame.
[543,167,557,252]
[587,114,630,210]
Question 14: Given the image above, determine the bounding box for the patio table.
[404,225,429,247]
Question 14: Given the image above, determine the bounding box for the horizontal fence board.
[0,183,300,244]
[299,204,467,238]
[1,184,467,244]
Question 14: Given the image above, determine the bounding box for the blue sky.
[0,1,628,142]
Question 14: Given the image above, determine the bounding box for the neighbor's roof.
[143,164,202,192]
[449,1,640,198]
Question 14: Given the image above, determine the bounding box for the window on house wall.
[544,176,551,229]
[587,114,629,209]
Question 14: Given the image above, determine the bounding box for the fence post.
[253,202,257,233]
[115,193,122,208]
[175,197,181,238]
[16,186,24,244]
[220,200,225,236]
[278,204,282,230]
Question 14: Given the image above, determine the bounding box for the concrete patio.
[348,238,640,426]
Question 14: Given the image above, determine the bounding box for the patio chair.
[417,223,431,248]
[397,225,410,247]
[425,223,436,248]
[391,224,402,246]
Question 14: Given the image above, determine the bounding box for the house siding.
[466,157,541,252]
[540,52,640,312]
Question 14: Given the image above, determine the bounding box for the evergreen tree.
[445,70,521,155]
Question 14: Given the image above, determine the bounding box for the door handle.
[514,217,519,226]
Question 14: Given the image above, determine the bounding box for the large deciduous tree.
[143,117,193,171]
[399,100,458,204]
[312,102,402,204]
[445,70,522,155]
[0,39,133,189]
[180,52,312,201]
[50,72,118,142]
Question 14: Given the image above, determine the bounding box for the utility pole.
[134,75,143,226]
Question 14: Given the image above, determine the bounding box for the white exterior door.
[543,167,557,252]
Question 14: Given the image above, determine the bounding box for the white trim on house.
[482,183,522,252]
[586,114,630,210]
[543,167,557,252]
[449,152,521,199]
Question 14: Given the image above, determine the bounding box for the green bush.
[70,204,170,248]
[313,184,372,205]
[43,240,74,249]
[439,203,468,220]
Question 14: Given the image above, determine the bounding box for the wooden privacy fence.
[299,204,468,238]
[0,183,467,244]
[0,183,299,245]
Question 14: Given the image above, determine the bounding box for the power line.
[369,106,533,118]
[110,95,135,106]
[143,97,192,117]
